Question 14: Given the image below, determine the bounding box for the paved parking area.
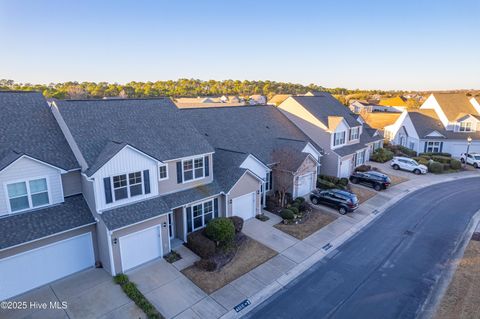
[0,268,145,319]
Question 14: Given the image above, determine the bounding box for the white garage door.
[232,192,256,220]
[120,226,162,272]
[0,233,95,300]
[296,173,314,197]
[450,143,480,158]
[339,159,351,178]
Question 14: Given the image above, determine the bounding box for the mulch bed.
[274,208,337,240]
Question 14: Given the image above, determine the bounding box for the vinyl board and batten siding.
[0,157,64,216]
[227,172,261,217]
[92,146,159,211]
[158,154,213,196]
[240,155,269,180]
[61,170,82,196]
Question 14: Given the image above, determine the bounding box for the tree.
[271,148,303,207]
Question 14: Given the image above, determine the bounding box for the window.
[159,165,168,180]
[350,127,359,140]
[355,150,365,166]
[265,171,272,191]
[333,131,346,146]
[6,178,49,212]
[190,200,214,231]
[409,142,415,150]
[183,157,204,182]
[113,171,143,201]
[426,141,441,153]
[459,122,473,132]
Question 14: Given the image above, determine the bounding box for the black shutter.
[424,141,427,153]
[176,162,183,183]
[214,198,219,218]
[439,142,443,153]
[143,170,150,194]
[204,156,210,177]
[186,207,192,233]
[269,171,273,190]
[103,177,112,204]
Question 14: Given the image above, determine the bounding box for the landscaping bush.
[432,155,452,164]
[228,216,244,234]
[318,175,348,188]
[289,206,299,215]
[339,177,349,187]
[450,158,462,170]
[195,259,217,272]
[384,143,417,157]
[294,197,305,204]
[355,164,371,172]
[299,202,309,212]
[186,231,216,259]
[281,209,295,220]
[290,201,300,208]
[419,152,451,158]
[114,274,129,285]
[397,145,417,157]
[205,217,235,246]
[370,148,394,163]
[428,161,444,174]
[413,157,430,166]
[317,178,336,189]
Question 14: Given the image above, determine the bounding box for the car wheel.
[311,197,318,205]
[374,183,382,191]
[413,169,421,175]
[475,163,478,169]
[392,164,400,170]
[461,158,465,163]
[351,177,359,184]
[338,207,347,215]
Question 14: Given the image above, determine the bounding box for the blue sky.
[0,0,479,90]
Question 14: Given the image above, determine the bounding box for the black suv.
[349,171,391,191]
[310,189,359,214]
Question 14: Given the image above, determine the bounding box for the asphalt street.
[246,177,480,319]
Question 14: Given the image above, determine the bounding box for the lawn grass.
[434,240,480,319]
[182,236,277,294]
[274,208,337,240]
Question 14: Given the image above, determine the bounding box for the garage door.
[296,173,314,197]
[0,233,95,300]
[232,192,256,220]
[339,159,351,178]
[450,143,480,158]
[120,226,162,272]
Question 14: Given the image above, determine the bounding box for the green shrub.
[281,209,295,220]
[289,206,299,215]
[290,201,300,208]
[228,216,244,233]
[339,177,349,187]
[419,152,451,158]
[370,148,394,163]
[114,274,129,285]
[428,161,444,174]
[186,231,216,258]
[413,157,430,166]
[432,155,452,164]
[450,159,462,170]
[397,145,417,157]
[205,217,235,246]
[355,164,371,172]
[299,202,309,212]
[317,178,336,189]
[294,197,305,203]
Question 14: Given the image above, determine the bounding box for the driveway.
[0,268,145,319]
[246,177,480,319]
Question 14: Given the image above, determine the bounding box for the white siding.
[93,146,159,211]
[240,155,269,180]
[331,120,349,149]
[420,95,449,127]
[0,157,64,216]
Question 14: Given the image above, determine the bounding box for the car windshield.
[412,160,419,166]
[475,156,480,160]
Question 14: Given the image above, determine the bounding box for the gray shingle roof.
[291,94,360,128]
[55,98,214,176]
[0,91,79,172]
[432,93,479,122]
[0,195,95,250]
[181,105,321,165]
[213,149,250,191]
[101,181,223,230]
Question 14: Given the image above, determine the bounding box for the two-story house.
[384,93,480,156]
[0,92,96,300]
[181,105,323,203]
[277,93,383,177]
[51,98,268,275]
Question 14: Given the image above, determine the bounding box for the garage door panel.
[232,192,255,220]
[296,173,314,196]
[0,233,95,300]
[120,226,162,272]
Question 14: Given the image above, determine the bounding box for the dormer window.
[459,122,472,132]
[333,132,346,146]
[6,178,49,212]
[349,127,360,140]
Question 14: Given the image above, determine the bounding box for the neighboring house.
[277,93,383,178]
[0,92,95,300]
[350,100,404,113]
[268,94,292,106]
[385,93,480,156]
[175,96,245,108]
[181,105,322,202]
[249,95,267,105]
[359,112,402,132]
[379,96,408,108]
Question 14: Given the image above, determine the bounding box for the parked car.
[391,156,428,175]
[310,188,359,214]
[460,152,480,168]
[349,171,391,191]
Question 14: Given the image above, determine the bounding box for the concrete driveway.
[0,268,145,319]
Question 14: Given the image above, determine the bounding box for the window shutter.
[439,142,443,153]
[214,198,219,218]
[143,170,150,194]
[186,207,192,233]
[204,156,210,177]
[424,141,427,153]
[103,177,113,204]
[269,171,273,190]
[176,161,183,183]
